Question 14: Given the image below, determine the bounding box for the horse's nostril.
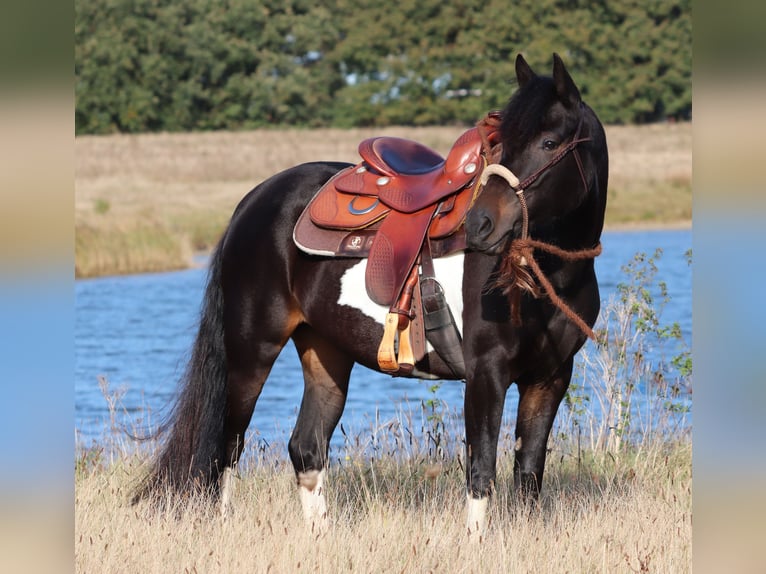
[478,216,493,238]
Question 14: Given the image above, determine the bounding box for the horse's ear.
[552,53,581,108]
[515,54,536,89]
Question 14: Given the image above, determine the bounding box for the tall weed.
[559,248,692,456]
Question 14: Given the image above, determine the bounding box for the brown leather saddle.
[294,116,501,375]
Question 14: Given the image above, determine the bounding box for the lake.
[75,228,691,454]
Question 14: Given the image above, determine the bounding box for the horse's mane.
[499,76,558,158]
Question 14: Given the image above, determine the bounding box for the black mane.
[499,76,558,158]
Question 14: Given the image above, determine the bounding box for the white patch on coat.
[337,252,465,337]
[338,260,389,322]
[431,252,465,336]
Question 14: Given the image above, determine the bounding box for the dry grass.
[74,123,691,277]
[605,122,692,226]
[75,438,690,573]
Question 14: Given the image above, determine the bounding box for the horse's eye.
[542,139,558,151]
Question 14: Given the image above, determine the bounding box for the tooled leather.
[365,205,438,305]
[309,166,390,229]
[366,232,395,304]
[333,128,484,214]
[301,123,491,307]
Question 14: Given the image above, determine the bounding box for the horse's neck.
[530,211,601,290]
[535,212,600,252]
[549,177,604,244]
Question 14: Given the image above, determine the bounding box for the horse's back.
[219,161,348,274]
[227,161,350,237]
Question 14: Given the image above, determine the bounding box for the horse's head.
[466,54,608,254]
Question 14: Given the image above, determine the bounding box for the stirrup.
[377,312,399,372]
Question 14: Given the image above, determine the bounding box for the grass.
[75,220,191,277]
[604,122,692,226]
[74,122,691,277]
[75,415,691,573]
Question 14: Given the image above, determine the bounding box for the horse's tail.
[133,237,228,504]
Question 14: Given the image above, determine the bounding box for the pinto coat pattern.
[134,54,608,539]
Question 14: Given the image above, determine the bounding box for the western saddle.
[294,114,501,377]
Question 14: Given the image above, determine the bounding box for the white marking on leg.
[219,467,233,519]
[466,495,488,542]
[338,253,465,338]
[298,469,329,533]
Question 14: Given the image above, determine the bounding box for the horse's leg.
[218,361,277,519]
[219,298,300,518]
[513,357,573,499]
[289,324,353,532]
[464,371,510,540]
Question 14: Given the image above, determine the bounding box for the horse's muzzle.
[464,208,511,254]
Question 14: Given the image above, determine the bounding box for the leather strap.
[419,239,466,379]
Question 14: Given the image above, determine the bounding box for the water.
[75,229,691,452]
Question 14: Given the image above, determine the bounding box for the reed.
[74,123,691,277]
[75,221,191,278]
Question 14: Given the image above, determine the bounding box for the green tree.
[76,0,343,133]
[75,0,692,133]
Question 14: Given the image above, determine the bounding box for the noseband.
[475,107,602,341]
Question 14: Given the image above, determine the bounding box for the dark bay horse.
[135,53,608,537]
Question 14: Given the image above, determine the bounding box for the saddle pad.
[294,199,468,259]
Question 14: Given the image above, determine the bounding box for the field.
[76,418,691,573]
[74,122,691,277]
[78,285,692,573]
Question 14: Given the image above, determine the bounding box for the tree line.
[75,0,691,134]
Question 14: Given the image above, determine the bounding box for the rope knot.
[494,238,603,340]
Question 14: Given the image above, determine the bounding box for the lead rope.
[504,238,602,340]
[480,163,529,242]
[478,163,602,341]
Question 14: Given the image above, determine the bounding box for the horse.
[134,53,608,539]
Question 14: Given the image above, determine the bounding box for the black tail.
[133,237,228,503]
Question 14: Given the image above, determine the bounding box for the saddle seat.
[359,137,444,176]
[337,128,486,215]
